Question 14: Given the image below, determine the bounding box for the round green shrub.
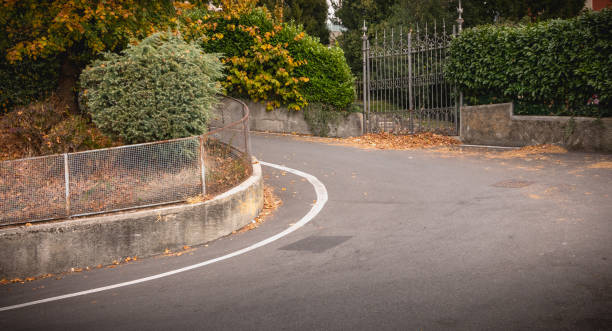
[79,32,224,144]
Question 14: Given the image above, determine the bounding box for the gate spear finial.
[457,0,464,32]
[362,20,367,38]
[443,18,447,36]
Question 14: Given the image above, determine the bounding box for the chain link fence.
[0,96,251,226]
[205,97,252,196]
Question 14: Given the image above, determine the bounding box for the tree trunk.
[56,57,79,113]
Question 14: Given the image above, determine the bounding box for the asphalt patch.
[279,236,352,253]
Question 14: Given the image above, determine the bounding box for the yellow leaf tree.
[0,0,202,111]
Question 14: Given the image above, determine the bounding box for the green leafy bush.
[181,5,307,110]
[180,5,354,110]
[277,25,355,109]
[445,9,612,117]
[80,32,224,144]
[223,39,309,110]
[186,7,275,58]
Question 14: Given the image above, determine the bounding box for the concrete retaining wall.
[460,103,612,152]
[212,99,363,137]
[0,161,263,279]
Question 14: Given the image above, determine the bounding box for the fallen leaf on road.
[588,162,612,169]
[486,145,567,159]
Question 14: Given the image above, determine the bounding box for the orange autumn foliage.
[0,1,195,63]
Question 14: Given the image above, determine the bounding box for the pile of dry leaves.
[333,132,461,150]
[485,144,567,159]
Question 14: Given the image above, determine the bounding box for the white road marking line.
[0,161,327,312]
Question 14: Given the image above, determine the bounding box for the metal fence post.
[362,21,368,135]
[199,135,206,196]
[243,111,251,157]
[63,153,70,217]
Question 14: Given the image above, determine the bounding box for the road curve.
[1,133,611,330]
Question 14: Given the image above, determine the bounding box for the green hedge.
[277,25,355,109]
[446,9,612,117]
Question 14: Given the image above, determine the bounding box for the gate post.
[362,21,368,135]
[456,0,464,134]
[407,29,414,133]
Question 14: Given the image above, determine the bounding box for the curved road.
[1,133,611,330]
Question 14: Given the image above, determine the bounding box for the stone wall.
[0,161,263,279]
[460,103,612,152]
[211,99,363,138]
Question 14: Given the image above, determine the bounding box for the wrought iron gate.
[361,6,464,135]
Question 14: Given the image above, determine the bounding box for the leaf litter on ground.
[291,132,461,150]
[289,132,569,160]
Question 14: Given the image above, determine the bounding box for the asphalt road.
[1,133,611,330]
